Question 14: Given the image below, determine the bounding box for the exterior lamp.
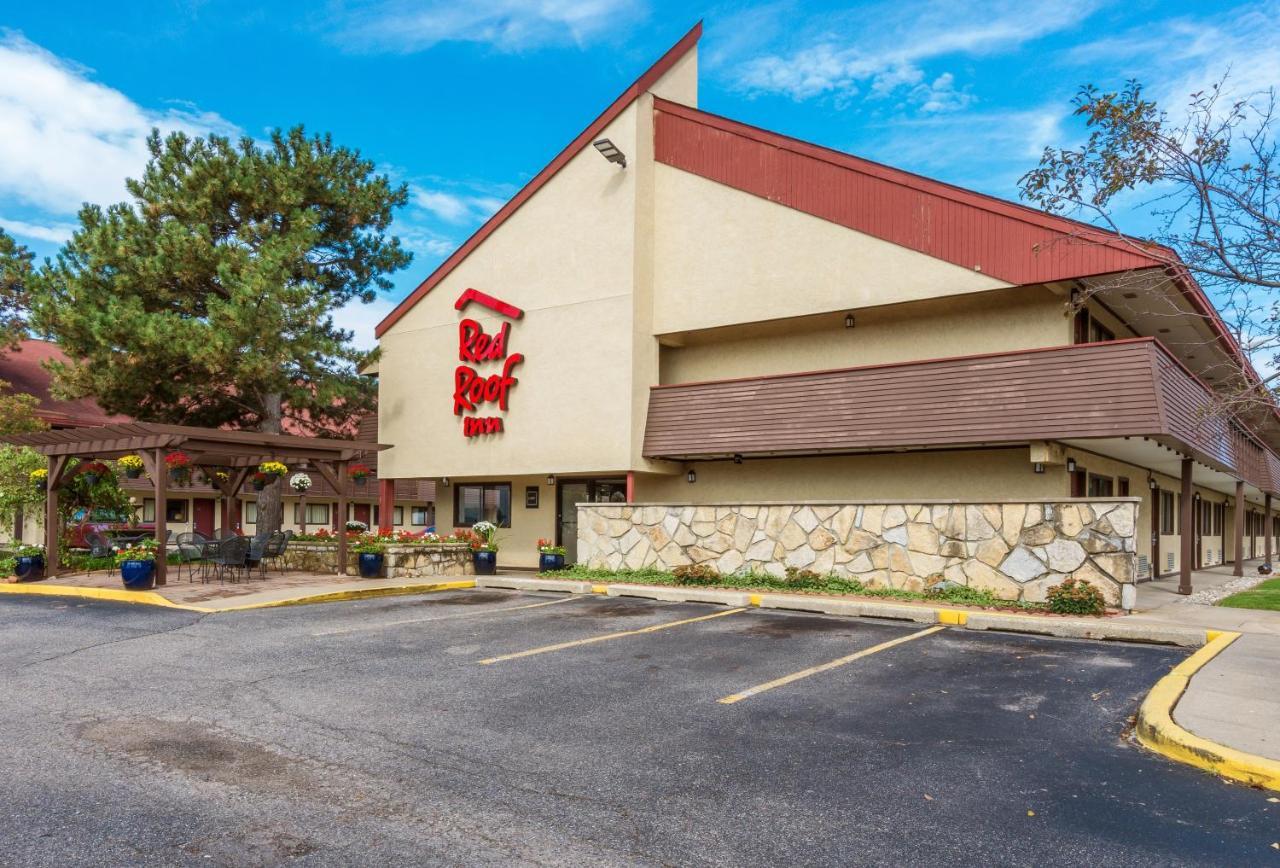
[687,469,697,484]
[1033,462,1044,474]
[1066,458,1077,473]
[592,138,627,168]
[441,477,450,487]
[733,454,743,465]
[844,313,856,329]
[1148,477,1158,490]
[546,475,556,486]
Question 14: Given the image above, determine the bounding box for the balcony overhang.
[642,338,1280,495]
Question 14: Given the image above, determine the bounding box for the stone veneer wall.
[577,501,1138,604]
[281,542,474,578]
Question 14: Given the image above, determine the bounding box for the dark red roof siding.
[653,100,1165,286]
[374,22,703,339]
[643,338,1271,491]
[0,340,126,427]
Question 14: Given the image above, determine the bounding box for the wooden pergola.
[6,423,387,585]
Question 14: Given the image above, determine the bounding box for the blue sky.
[2,0,1276,348]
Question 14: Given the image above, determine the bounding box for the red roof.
[374,22,704,339]
[0,339,127,427]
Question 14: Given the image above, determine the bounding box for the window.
[166,500,188,523]
[293,503,329,525]
[454,483,511,528]
[143,498,156,522]
[245,502,257,525]
[411,506,430,526]
[1088,318,1115,343]
[1073,308,1117,344]
[1086,474,1113,497]
[1159,491,1175,535]
[393,506,404,526]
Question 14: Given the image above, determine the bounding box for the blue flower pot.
[358,552,384,578]
[473,550,497,576]
[120,559,156,590]
[15,555,44,581]
[538,552,565,572]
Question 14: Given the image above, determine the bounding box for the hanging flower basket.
[78,461,109,488]
[251,471,270,492]
[30,468,48,491]
[259,461,288,479]
[349,463,372,486]
[119,455,145,479]
[165,451,192,486]
[290,472,313,494]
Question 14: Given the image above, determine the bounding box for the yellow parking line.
[718,625,947,704]
[480,606,747,665]
[312,594,583,637]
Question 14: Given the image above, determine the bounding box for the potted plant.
[258,461,288,483]
[289,472,312,494]
[346,520,368,533]
[250,471,269,491]
[118,454,145,479]
[471,521,499,575]
[537,538,566,572]
[115,538,159,590]
[13,544,45,581]
[30,468,47,491]
[353,536,385,578]
[165,451,192,486]
[349,463,372,486]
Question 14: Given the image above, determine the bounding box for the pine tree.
[0,228,31,354]
[30,127,412,531]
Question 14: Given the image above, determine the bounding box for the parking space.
[1,589,1277,865]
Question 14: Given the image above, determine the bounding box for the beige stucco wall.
[659,286,1067,384]
[432,474,562,570]
[651,164,1013,335]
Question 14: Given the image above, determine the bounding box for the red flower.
[164,451,191,469]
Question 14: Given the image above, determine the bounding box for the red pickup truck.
[67,508,156,550]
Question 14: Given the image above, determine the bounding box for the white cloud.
[329,0,645,54]
[410,184,504,224]
[0,32,239,215]
[729,0,1099,105]
[0,215,78,244]
[335,294,397,352]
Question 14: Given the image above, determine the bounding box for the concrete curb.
[479,578,1208,646]
[0,579,478,613]
[1135,631,1280,791]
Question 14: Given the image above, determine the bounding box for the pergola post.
[1178,457,1194,595]
[378,478,394,534]
[43,455,69,576]
[336,459,349,576]
[1234,480,1245,577]
[152,448,168,586]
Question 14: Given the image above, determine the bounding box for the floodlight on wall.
[593,138,627,168]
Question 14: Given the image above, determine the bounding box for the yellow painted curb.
[0,579,477,614]
[591,584,609,595]
[0,582,206,611]
[937,609,968,626]
[1135,631,1280,791]
[748,594,763,607]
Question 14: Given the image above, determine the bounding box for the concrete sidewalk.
[1128,560,1280,769]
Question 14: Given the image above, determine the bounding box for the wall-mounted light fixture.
[1148,477,1158,490]
[1066,458,1077,473]
[844,313,856,329]
[1194,492,1201,502]
[441,477,450,487]
[687,469,697,484]
[546,475,556,486]
[733,454,743,465]
[592,138,627,168]
[1033,462,1045,474]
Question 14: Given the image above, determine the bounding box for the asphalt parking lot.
[1,589,1275,866]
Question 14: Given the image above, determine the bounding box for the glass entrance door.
[557,478,627,564]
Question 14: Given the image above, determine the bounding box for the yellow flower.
[30,468,48,481]
[118,455,145,470]
[259,461,288,477]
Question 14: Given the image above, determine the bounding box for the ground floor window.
[293,503,330,525]
[166,500,188,523]
[1086,474,1113,497]
[142,498,156,522]
[245,502,257,525]
[411,505,431,526]
[454,483,511,528]
[1159,491,1175,534]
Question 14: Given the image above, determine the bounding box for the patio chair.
[246,534,272,580]
[175,533,208,583]
[208,536,251,583]
[261,531,288,575]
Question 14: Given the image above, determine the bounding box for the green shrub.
[672,563,719,584]
[1046,578,1107,616]
[0,557,15,578]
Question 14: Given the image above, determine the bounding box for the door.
[355,503,371,527]
[557,478,628,564]
[193,498,216,538]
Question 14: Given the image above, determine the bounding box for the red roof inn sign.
[453,289,524,438]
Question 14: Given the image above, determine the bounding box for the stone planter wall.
[578,500,1139,605]
[281,542,474,578]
